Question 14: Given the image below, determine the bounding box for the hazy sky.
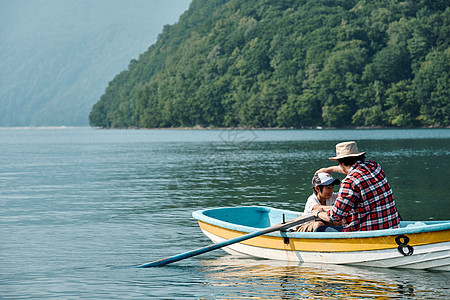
[1,0,192,42]
[0,0,192,126]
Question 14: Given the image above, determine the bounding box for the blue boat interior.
[196,206,450,234]
[201,206,301,228]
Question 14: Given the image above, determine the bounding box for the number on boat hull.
[395,235,414,256]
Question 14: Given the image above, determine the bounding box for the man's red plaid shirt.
[327,159,400,232]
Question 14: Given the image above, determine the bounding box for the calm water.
[1,128,449,299]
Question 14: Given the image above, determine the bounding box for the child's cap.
[312,173,340,188]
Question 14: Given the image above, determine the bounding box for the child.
[296,173,341,232]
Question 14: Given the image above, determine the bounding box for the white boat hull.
[202,229,450,271]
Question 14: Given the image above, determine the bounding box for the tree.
[385,80,418,127]
[414,48,450,126]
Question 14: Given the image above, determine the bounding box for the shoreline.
[1,125,449,130]
[92,125,450,130]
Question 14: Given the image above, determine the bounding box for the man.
[313,141,400,232]
[296,173,341,232]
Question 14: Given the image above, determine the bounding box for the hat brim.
[320,178,341,186]
[329,152,366,161]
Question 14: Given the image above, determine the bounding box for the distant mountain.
[0,0,191,126]
[89,0,449,129]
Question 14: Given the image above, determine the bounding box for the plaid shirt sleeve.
[326,160,400,232]
[327,175,359,225]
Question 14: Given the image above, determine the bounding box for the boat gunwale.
[192,206,450,239]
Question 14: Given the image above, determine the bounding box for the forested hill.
[89,0,450,129]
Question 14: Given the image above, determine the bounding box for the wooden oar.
[137,213,315,268]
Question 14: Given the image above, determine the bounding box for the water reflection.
[200,256,447,299]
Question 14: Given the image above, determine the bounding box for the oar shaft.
[137,213,314,268]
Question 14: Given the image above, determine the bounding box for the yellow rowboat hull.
[193,206,450,271]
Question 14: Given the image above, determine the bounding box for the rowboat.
[192,206,450,271]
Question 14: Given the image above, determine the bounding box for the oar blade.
[137,230,265,268]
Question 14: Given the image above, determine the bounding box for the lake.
[1,127,449,299]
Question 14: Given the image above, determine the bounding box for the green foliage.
[89,0,450,128]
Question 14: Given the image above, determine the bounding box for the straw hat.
[329,141,366,161]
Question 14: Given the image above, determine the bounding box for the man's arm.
[315,165,345,175]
